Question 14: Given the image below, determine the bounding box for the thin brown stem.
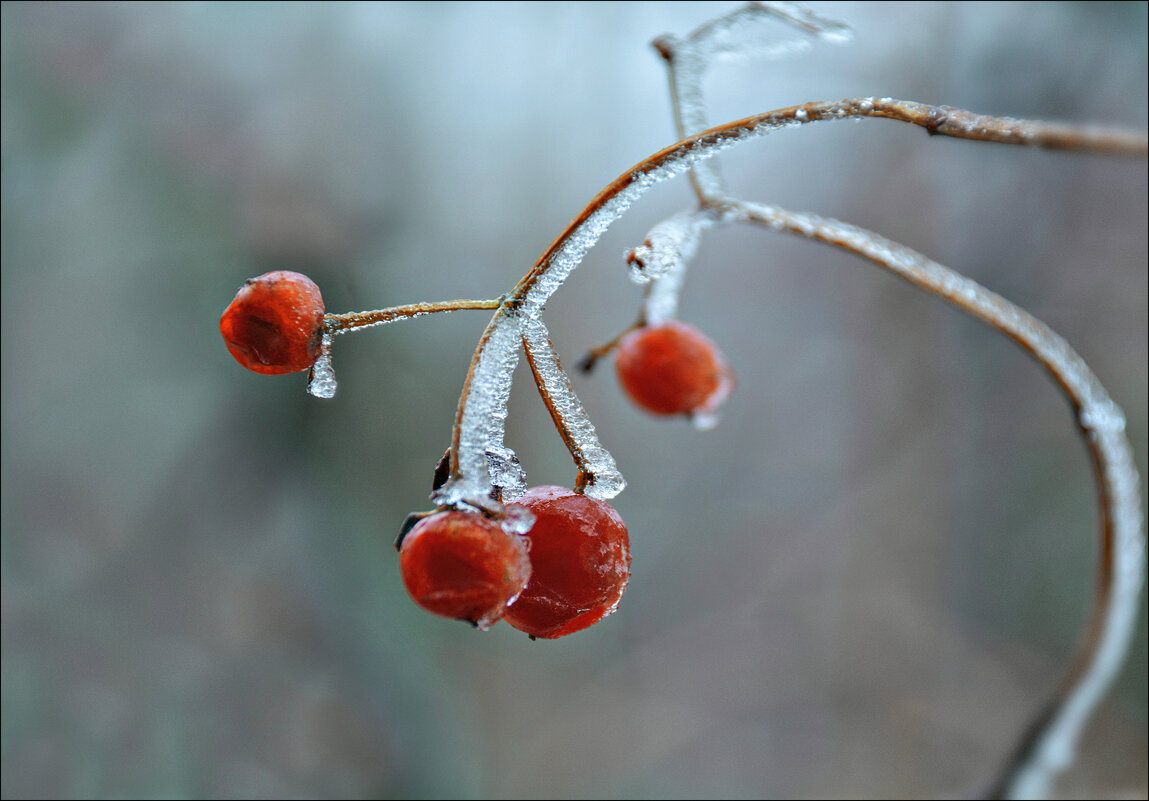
[325,298,503,334]
[578,318,645,374]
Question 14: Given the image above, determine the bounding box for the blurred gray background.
[2,2,1145,798]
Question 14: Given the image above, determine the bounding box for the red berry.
[615,320,734,418]
[399,510,531,630]
[220,270,326,375]
[503,486,631,639]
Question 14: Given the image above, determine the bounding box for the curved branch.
[729,200,1145,800]
[522,97,1146,305]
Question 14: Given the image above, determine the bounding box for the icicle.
[307,332,337,399]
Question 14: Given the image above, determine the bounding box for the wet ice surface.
[627,210,711,283]
[628,209,719,326]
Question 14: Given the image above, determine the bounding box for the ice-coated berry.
[400,510,531,630]
[220,270,326,374]
[503,486,630,639]
[615,320,734,419]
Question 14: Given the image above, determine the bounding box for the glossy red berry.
[220,270,326,375]
[615,320,734,419]
[503,486,631,639]
[399,510,531,630]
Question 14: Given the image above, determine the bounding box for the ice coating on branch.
[1007,418,1144,800]
[695,2,853,60]
[1079,399,1126,434]
[522,317,625,500]
[446,118,800,504]
[306,332,337,398]
[628,209,724,325]
[626,209,716,283]
[446,3,850,507]
[523,127,784,316]
[433,312,524,508]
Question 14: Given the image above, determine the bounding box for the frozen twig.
[521,317,625,500]
[324,298,503,334]
[653,1,851,202]
[305,298,503,401]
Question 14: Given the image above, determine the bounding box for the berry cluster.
[220,271,728,637]
[397,486,630,638]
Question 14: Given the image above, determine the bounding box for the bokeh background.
[2,2,1146,798]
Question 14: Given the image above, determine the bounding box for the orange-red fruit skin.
[615,320,734,417]
[220,270,326,374]
[503,486,631,639]
[399,511,531,630]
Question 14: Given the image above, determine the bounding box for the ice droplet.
[795,107,809,122]
[580,470,627,501]
[500,505,537,535]
[307,333,337,398]
[690,410,720,431]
